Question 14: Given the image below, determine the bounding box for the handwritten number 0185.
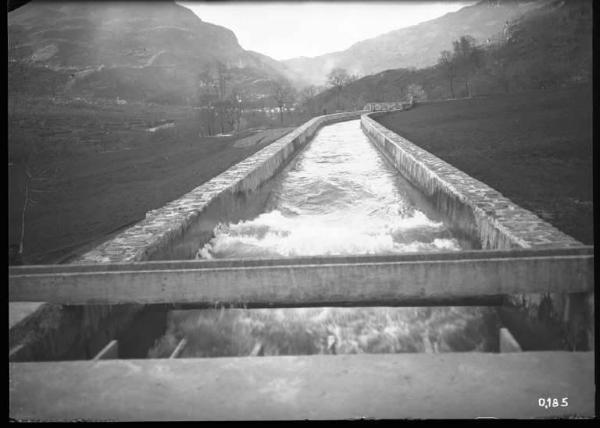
[538,398,568,409]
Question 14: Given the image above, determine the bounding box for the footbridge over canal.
[9,110,595,420]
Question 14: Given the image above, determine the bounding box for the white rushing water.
[149,120,497,358]
[198,120,461,259]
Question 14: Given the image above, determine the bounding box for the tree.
[215,61,230,101]
[327,67,351,110]
[298,85,319,117]
[437,50,457,98]
[452,35,484,98]
[298,85,318,104]
[224,90,243,133]
[346,72,359,85]
[195,62,235,134]
[407,84,427,103]
[484,45,512,93]
[11,146,62,264]
[213,61,232,133]
[195,66,219,136]
[271,80,295,125]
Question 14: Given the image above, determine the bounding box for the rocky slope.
[8,1,293,104]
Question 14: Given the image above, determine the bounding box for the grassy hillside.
[8,97,292,264]
[375,85,593,244]
[7,1,290,104]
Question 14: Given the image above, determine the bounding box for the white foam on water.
[198,120,461,259]
[198,209,460,259]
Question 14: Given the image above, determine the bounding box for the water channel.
[147,120,498,357]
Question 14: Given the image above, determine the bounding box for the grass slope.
[8,97,292,264]
[375,85,593,244]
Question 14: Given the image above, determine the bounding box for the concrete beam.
[9,249,593,306]
[9,352,594,420]
[9,246,594,275]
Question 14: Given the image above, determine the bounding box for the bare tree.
[211,61,232,133]
[271,80,295,125]
[224,90,243,133]
[13,151,61,264]
[437,50,456,98]
[195,66,219,136]
[327,67,351,111]
[452,35,484,98]
[347,73,360,85]
[215,61,229,101]
[299,85,318,100]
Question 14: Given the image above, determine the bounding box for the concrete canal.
[144,119,499,358]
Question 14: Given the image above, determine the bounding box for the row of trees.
[296,37,483,115]
[437,35,484,99]
[194,62,326,133]
[195,62,243,136]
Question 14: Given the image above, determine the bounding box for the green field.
[8,97,292,264]
[376,85,593,245]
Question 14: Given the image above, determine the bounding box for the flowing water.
[149,120,498,357]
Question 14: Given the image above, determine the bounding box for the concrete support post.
[563,292,594,351]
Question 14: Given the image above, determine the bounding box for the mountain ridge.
[8,0,291,104]
[283,0,546,85]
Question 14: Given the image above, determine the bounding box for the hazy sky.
[180,1,475,60]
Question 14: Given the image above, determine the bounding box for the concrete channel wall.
[361,112,592,351]
[9,111,366,362]
[361,113,582,250]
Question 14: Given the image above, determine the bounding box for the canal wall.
[361,112,591,351]
[9,111,366,362]
[360,113,582,250]
[77,111,366,263]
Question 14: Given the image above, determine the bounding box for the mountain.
[302,0,591,113]
[283,0,546,86]
[8,1,294,104]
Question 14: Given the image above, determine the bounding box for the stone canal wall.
[361,112,591,351]
[77,110,367,263]
[360,113,582,250]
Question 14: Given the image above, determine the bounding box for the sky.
[179,1,475,61]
